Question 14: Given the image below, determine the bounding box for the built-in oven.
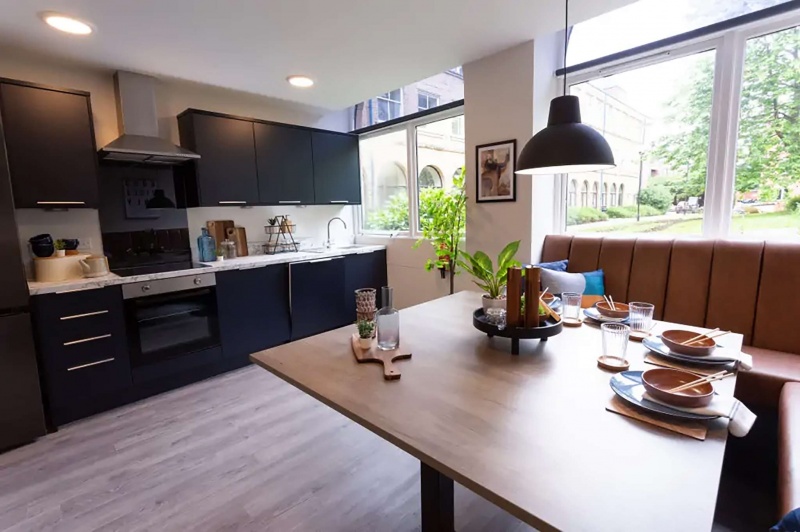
[122,273,220,369]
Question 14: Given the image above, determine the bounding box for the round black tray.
[472,308,563,355]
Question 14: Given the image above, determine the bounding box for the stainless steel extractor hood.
[98,71,200,165]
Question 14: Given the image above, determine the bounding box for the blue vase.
[197,228,216,262]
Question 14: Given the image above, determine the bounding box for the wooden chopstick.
[681,328,719,346]
[608,295,616,311]
[684,330,730,346]
[667,370,733,394]
[538,297,561,322]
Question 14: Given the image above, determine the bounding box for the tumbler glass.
[601,323,630,361]
[561,292,582,322]
[629,302,655,336]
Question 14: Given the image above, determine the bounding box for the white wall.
[464,42,536,263]
[0,47,354,272]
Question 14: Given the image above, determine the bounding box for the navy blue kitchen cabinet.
[0,79,99,208]
[177,110,260,206]
[254,122,315,205]
[290,256,348,340]
[311,131,361,205]
[216,264,291,362]
[31,286,132,426]
[344,250,388,321]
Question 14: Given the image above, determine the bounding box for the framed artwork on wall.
[476,140,516,203]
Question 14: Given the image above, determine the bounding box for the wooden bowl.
[642,368,713,408]
[541,291,556,305]
[661,329,716,357]
[595,301,629,319]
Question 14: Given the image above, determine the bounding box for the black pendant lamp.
[516,0,615,175]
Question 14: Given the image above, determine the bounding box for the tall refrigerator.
[0,117,46,451]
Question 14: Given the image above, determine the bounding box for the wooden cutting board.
[207,220,234,249]
[227,226,248,257]
[351,334,411,380]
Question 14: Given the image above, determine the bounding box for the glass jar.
[221,239,237,259]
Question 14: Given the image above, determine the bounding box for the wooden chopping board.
[207,220,234,249]
[227,226,248,257]
[351,334,411,380]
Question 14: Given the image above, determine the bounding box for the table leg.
[421,462,454,532]
[511,338,519,355]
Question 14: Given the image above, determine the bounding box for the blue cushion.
[771,508,800,531]
[539,268,605,296]
[536,259,568,272]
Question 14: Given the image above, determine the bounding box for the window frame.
[417,90,440,111]
[357,105,465,238]
[376,89,403,123]
[555,7,800,238]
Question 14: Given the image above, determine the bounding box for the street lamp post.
[637,151,644,222]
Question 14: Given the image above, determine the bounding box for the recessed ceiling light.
[287,75,314,88]
[39,12,94,35]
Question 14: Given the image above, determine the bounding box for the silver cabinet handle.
[218,201,247,204]
[279,200,301,204]
[37,201,86,205]
[60,310,109,321]
[329,200,349,204]
[308,256,345,264]
[63,333,111,346]
[67,357,115,372]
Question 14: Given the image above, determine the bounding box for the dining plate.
[583,307,630,324]
[609,371,719,421]
[642,336,738,366]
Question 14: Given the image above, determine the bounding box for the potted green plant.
[458,240,521,312]
[356,319,375,349]
[413,168,467,295]
[53,239,66,257]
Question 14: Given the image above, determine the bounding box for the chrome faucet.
[326,217,347,248]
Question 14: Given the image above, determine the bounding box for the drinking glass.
[602,323,630,361]
[629,302,655,335]
[561,292,582,322]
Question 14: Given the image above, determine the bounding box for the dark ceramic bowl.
[642,368,713,408]
[31,242,54,258]
[61,238,79,250]
[29,233,53,245]
[661,329,716,357]
[596,301,630,319]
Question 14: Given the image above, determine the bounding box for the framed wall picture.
[476,140,516,203]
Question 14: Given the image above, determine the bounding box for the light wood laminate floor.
[0,365,534,532]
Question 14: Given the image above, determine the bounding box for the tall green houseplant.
[413,168,467,295]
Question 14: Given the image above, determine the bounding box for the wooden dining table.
[250,291,742,531]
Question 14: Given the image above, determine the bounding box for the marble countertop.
[28,245,386,296]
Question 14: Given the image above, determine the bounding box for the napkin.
[643,393,757,437]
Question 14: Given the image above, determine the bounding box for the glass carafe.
[376,286,399,350]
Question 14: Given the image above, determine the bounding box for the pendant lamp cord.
[563,0,569,96]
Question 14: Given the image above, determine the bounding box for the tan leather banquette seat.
[542,235,800,514]
[541,235,800,407]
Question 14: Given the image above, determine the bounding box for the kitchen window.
[377,90,403,123]
[418,91,440,111]
[558,3,800,240]
[358,106,465,236]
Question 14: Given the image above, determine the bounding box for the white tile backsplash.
[186,204,356,261]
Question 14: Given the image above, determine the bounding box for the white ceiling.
[0,0,633,110]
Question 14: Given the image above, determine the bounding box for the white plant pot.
[54,249,66,257]
[358,337,373,349]
[482,295,506,313]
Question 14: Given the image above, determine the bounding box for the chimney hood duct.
[98,71,200,165]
